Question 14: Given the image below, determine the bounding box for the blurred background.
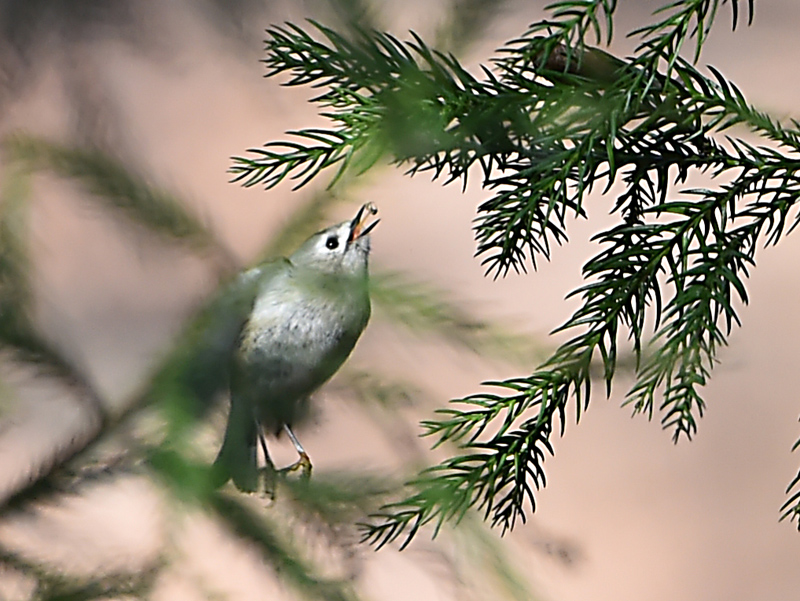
[0,1,799,600]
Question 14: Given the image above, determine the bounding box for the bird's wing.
[152,258,292,416]
[210,259,293,490]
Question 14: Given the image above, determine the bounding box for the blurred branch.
[331,367,430,462]
[371,270,547,367]
[333,367,421,411]
[0,161,108,453]
[0,544,160,601]
[435,0,510,54]
[259,188,349,260]
[0,134,243,510]
[5,135,236,272]
[280,472,396,530]
[452,514,537,601]
[210,492,363,601]
[325,0,381,32]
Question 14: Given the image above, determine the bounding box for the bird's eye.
[325,235,339,250]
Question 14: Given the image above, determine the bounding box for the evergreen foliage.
[0,134,542,599]
[229,0,800,546]
[2,1,799,598]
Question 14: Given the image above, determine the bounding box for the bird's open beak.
[348,202,379,243]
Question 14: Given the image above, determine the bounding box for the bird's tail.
[212,396,259,492]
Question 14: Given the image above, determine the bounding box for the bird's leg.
[256,417,277,497]
[258,428,276,471]
[281,424,312,478]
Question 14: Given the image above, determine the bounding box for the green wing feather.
[209,259,291,490]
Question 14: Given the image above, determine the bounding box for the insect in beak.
[348,202,379,243]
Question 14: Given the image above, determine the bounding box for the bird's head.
[290,202,379,277]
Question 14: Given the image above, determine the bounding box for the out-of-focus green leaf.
[371,271,548,367]
[455,514,539,601]
[211,492,363,601]
[281,471,396,527]
[0,163,99,397]
[0,533,159,601]
[260,188,349,260]
[333,368,421,410]
[435,0,510,54]
[5,134,228,260]
[148,447,220,505]
[0,162,33,336]
[330,367,431,462]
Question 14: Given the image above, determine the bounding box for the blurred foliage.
[5,136,229,262]
[0,1,553,594]
[228,0,800,546]
[371,271,547,367]
[5,1,796,600]
[0,132,549,599]
[0,155,105,428]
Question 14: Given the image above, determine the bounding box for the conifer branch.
[233,0,798,546]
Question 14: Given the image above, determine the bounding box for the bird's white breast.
[241,269,366,374]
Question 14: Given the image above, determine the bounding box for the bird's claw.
[279,452,313,479]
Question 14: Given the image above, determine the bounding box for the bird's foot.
[279,452,312,479]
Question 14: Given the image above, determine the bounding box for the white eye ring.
[325,235,339,250]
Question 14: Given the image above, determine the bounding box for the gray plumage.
[212,203,377,491]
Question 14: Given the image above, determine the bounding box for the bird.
[212,202,378,492]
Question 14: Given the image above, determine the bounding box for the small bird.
[212,202,378,492]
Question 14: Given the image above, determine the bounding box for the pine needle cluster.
[230,0,800,546]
